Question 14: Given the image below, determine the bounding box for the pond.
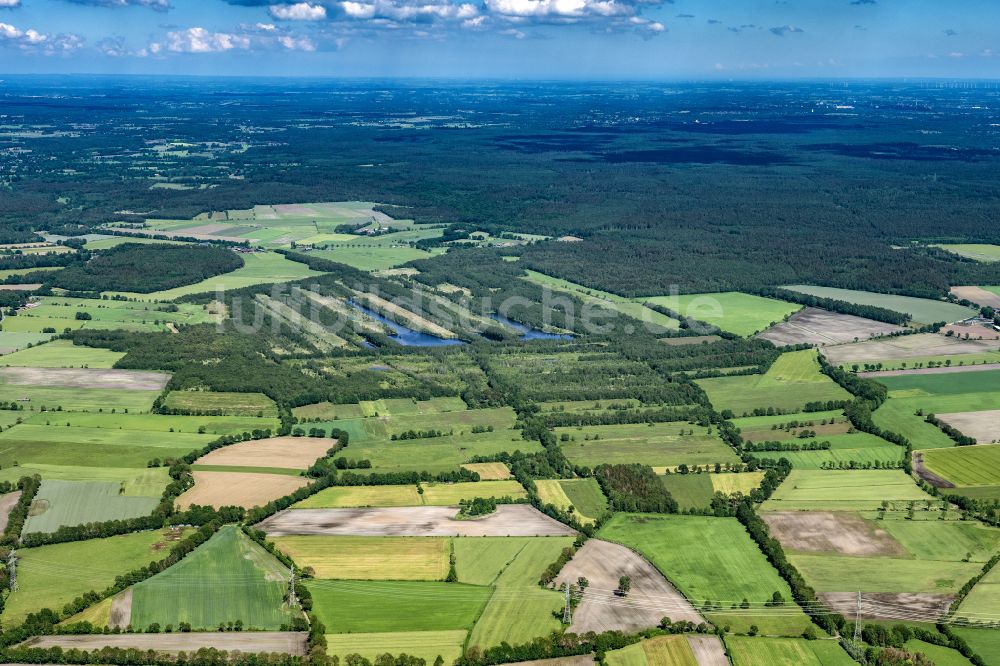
[349,301,465,347]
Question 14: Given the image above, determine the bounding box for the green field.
[453,537,539,586]
[340,430,542,476]
[311,580,490,633]
[879,369,1000,398]
[751,432,905,470]
[783,285,975,324]
[921,446,1000,488]
[0,340,125,368]
[642,292,801,337]
[326,630,467,665]
[789,552,980,594]
[951,629,1000,666]
[0,331,53,354]
[606,635,698,666]
[523,269,679,331]
[599,513,813,635]
[130,525,295,630]
[0,464,169,492]
[272,536,450,580]
[697,350,852,417]
[878,518,1000,563]
[761,470,935,511]
[2,528,187,624]
[293,484,423,508]
[904,640,975,666]
[293,396,470,421]
[23,479,161,534]
[558,421,739,469]
[22,411,280,436]
[162,390,278,417]
[0,384,161,413]
[309,234,445,271]
[660,474,715,510]
[109,251,325,301]
[0,423,212,469]
[726,636,856,666]
[421,480,527,505]
[711,472,765,495]
[5,297,216,333]
[559,478,609,520]
[872,398,955,450]
[466,538,571,649]
[958,555,1000,617]
[933,244,1000,262]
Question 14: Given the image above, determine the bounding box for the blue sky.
[0,0,998,78]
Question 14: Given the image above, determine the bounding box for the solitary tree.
[617,575,631,597]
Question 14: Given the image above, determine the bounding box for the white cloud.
[334,0,480,22]
[0,21,82,52]
[278,34,316,49]
[165,26,251,53]
[66,0,170,11]
[486,0,631,18]
[0,0,22,8]
[256,22,278,30]
[269,2,327,20]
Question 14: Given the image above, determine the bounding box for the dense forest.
[46,244,243,293]
[2,80,1000,296]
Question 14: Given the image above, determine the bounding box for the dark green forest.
[3,79,1000,296]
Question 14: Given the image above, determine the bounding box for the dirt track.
[257,505,577,537]
[763,511,906,557]
[556,539,702,633]
[22,632,309,655]
[0,366,170,391]
[757,308,904,347]
[686,635,729,666]
[819,592,952,622]
[0,491,21,533]
[861,363,1000,378]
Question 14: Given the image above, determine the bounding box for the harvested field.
[0,366,169,390]
[819,592,952,622]
[0,490,21,533]
[257,505,577,537]
[177,471,310,510]
[195,436,335,470]
[762,511,906,557]
[757,307,904,347]
[687,636,728,666]
[862,363,1000,378]
[951,286,1000,310]
[0,283,41,291]
[823,333,999,365]
[555,539,702,633]
[940,322,1000,339]
[938,410,1000,443]
[462,462,512,480]
[22,632,308,655]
